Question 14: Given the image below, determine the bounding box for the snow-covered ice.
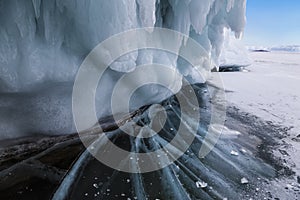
[220,51,300,175]
[220,51,300,135]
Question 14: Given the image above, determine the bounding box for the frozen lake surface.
[220,51,300,181]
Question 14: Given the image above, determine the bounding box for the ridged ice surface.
[52,84,276,200]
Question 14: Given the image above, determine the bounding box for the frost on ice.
[0,0,247,138]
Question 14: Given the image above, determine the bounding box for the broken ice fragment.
[241,177,249,184]
[196,181,208,188]
[93,183,99,189]
[285,184,293,189]
[230,150,239,156]
[240,148,247,153]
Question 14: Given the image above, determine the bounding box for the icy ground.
[219,51,300,177]
[1,69,299,199]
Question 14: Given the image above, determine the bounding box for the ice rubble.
[219,29,252,67]
[247,45,300,53]
[0,0,247,138]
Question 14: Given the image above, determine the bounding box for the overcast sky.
[243,0,300,46]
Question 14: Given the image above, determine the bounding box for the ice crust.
[0,0,246,138]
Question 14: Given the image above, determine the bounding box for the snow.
[219,51,300,175]
[220,52,300,132]
[0,0,247,138]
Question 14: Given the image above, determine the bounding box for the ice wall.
[0,0,247,138]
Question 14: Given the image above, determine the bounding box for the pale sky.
[243,0,300,46]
